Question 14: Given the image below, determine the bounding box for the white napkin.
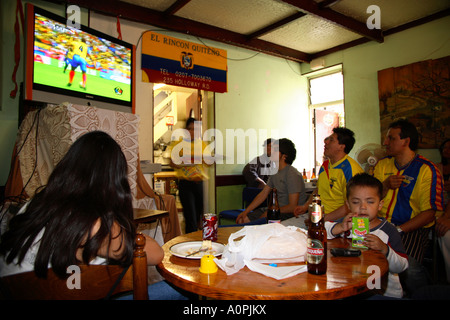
[244,260,307,280]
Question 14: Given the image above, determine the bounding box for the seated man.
[291,127,363,225]
[374,119,444,295]
[236,138,307,224]
[242,138,276,188]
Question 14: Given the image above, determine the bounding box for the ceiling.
[51,0,450,63]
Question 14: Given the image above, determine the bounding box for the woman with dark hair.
[0,131,187,299]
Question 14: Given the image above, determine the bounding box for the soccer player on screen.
[66,36,94,89]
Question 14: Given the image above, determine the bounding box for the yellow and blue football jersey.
[374,155,444,227]
[318,154,364,215]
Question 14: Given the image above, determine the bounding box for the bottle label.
[268,220,281,224]
[309,204,323,223]
[306,238,325,264]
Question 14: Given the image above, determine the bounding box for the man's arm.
[281,193,300,215]
[436,203,450,237]
[293,188,316,216]
[373,162,404,198]
[324,203,350,222]
[398,209,435,233]
[242,160,263,187]
[236,185,271,223]
[381,174,405,198]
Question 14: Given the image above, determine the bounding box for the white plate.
[169,241,225,259]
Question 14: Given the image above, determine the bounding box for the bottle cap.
[199,254,218,273]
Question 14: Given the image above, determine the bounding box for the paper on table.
[244,260,307,280]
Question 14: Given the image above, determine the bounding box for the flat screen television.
[24,4,135,113]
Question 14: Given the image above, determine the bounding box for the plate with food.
[169,240,225,259]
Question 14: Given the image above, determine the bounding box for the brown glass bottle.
[311,168,316,179]
[306,194,327,275]
[302,168,307,181]
[266,188,281,223]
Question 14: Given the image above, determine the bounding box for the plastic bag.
[214,223,307,275]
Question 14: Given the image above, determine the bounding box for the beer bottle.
[267,188,281,223]
[306,194,327,275]
[311,168,316,179]
[302,168,307,181]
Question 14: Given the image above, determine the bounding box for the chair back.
[0,233,148,300]
[242,187,266,208]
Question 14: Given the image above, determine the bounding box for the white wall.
[215,48,311,175]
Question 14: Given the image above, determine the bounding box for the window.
[308,67,345,171]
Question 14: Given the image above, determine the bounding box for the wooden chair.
[0,233,149,300]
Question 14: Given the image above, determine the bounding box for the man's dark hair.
[332,127,356,154]
[346,173,383,200]
[277,138,296,165]
[388,119,419,151]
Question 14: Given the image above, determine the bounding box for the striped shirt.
[326,218,408,298]
[373,155,444,227]
[374,154,444,262]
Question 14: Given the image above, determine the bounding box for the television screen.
[25,5,134,112]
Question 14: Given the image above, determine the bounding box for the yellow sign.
[141,32,227,92]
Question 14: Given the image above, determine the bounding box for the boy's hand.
[339,213,356,232]
[331,213,356,236]
[363,234,388,256]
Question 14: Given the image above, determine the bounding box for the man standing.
[242,138,276,188]
[374,119,444,294]
[293,127,363,221]
[236,138,307,224]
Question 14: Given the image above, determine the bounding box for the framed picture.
[378,56,449,148]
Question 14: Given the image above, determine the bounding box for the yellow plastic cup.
[199,254,218,273]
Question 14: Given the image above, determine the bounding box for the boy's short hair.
[346,173,383,200]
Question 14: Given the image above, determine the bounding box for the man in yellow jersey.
[168,118,209,233]
[374,119,444,296]
[292,127,363,222]
[66,36,93,89]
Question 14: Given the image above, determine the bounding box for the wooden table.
[157,227,389,300]
[133,208,169,224]
[133,209,169,240]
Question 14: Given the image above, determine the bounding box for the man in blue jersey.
[293,127,363,222]
[374,119,444,295]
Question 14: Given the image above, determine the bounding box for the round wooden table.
[157,227,389,300]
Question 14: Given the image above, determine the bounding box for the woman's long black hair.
[0,131,136,278]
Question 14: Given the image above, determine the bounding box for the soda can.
[202,213,218,241]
